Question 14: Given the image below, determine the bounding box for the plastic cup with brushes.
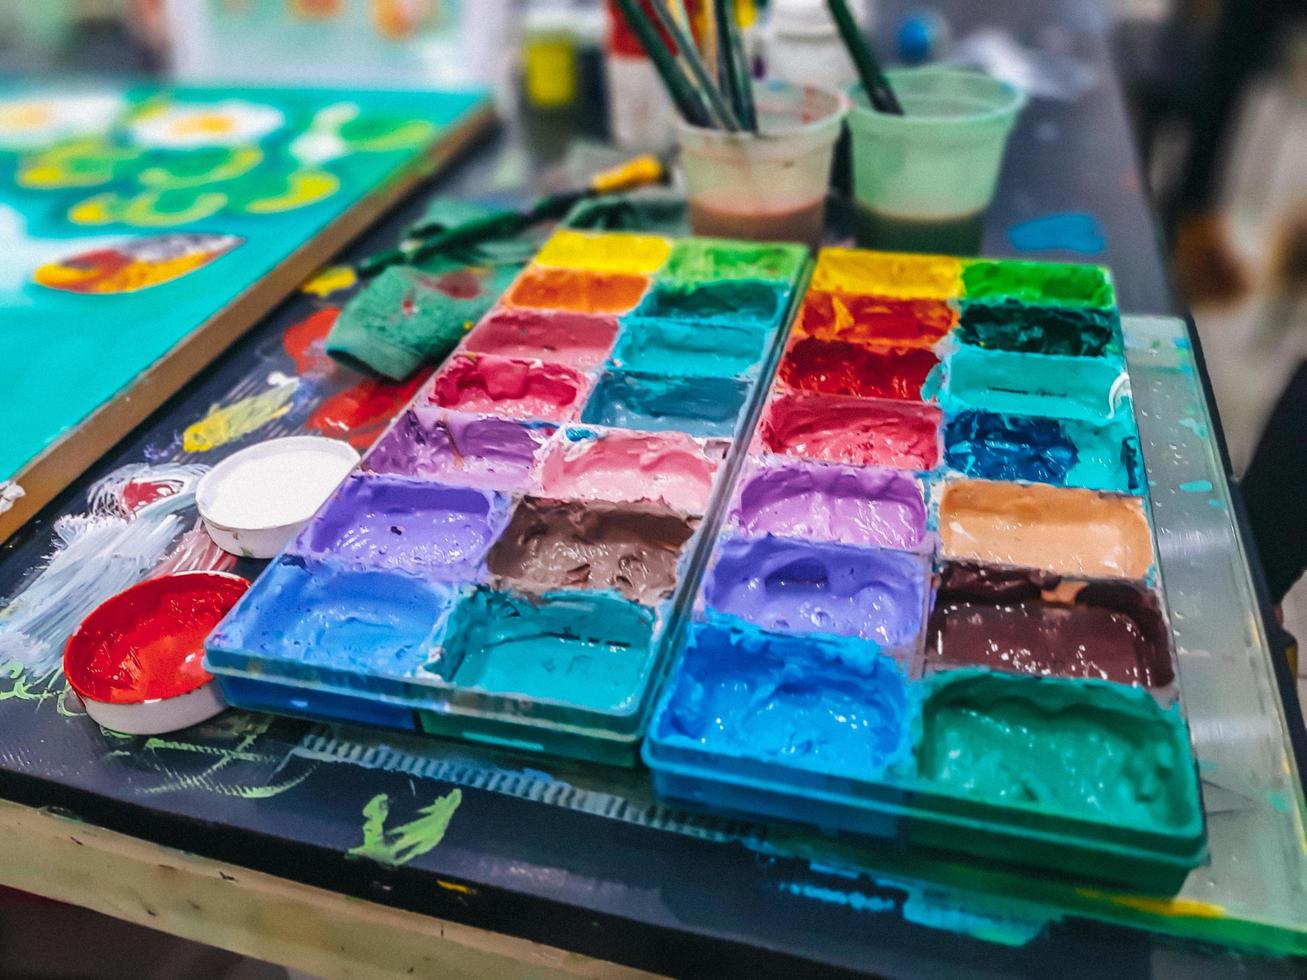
[613,0,848,245]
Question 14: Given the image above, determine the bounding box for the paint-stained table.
[1,2,1305,976]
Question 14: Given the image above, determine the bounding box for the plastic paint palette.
[644,248,1206,890]
[205,231,807,764]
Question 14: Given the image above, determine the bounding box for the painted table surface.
[0,2,1305,977]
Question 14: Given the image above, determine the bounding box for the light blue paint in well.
[206,556,458,678]
[610,316,770,377]
[438,588,657,713]
[654,618,910,779]
[581,369,749,438]
[937,345,1127,424]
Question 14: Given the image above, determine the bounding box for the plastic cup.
[846,68,1025,254]
[675,81,849,246]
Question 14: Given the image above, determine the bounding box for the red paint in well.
[307,370,428,450]
[428,353,588,421]
[778,337,938,400]
[282,307,341,377]
[63,572,249,705]
[463,308,619,368]
[795,292,957,348]
[757,390,942,470]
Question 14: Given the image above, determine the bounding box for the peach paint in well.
[938,479,1154,580]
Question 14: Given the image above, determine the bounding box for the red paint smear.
[420,268,486,300]
[779,337,938,400]
[428,353,583,421]
[796,292,957,349]
[758,391,941,470]
[63,572,249,704]
[121,478,184,513]
[307,370,428,450]
[282,306,341,377]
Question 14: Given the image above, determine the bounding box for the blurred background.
[2,0,1306,976]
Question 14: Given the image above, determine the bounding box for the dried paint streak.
[150,521,238,578]
[0,463,207,676]
[282,307,341,377]
[349,789,463,867]
[183,381,299,452]
[1075,888,1226,919]
[307,372,427,450]
[301,264,357,297]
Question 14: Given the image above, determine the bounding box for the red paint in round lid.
[64,571,249,705]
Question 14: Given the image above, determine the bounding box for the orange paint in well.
[506,266,648,314]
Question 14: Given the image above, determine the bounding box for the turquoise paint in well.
[610,316,770,377]
[653,618,910,778]
[205,556,459,679]
[438,588,657,713]
[936,345,1127,423]
[581,369,749,438]
[633,279,787,330]
[1,83,488,483]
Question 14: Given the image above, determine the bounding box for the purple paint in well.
[364,407,550,491]
[731,459,927,551]
[295,474,508,580]
[462,308,619,368]
[703,535,928,648]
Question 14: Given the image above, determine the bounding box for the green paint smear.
[659,239,807,285]
[915,670,1201,834]
[349,788,463,867]
[962,259,1115,308]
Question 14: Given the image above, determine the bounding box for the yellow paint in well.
[534,229,672,276]
[811,248,963,299]
[301,264,358,297]
[183,381,298,453]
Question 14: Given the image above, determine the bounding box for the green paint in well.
[660,239,807,285]
[961,259,1115,308]
[349,788,463,866]
[438,589,657,713]
[915,670,1201,834]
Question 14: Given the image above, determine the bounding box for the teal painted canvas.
[0,83,489,520]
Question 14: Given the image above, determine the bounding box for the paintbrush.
[649,0,740,130]
[825,0,903,115]
[713,0,756,131]
[612,0,716,127]
[358,155,666,277]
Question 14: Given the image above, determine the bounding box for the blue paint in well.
[610,316,770,377]
[935,345,1127,424]
[1006,211,1106,255]
[206,556,459,680]
[653,618,910,778]
[581,369,749,438]
[943,409,1143,494]
[437,588,657,713]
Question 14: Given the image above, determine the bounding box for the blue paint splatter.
[1208,498,1226,510]
[1179,480,1213,493]
[780,881,897,914]
[1007,212,1106,255]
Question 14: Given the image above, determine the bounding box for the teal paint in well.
[581,369,749,437]
[936,345,1127,424]
[610,316,770,377]
[633,279,787,329]
[205,556,458,679]
[653,618,910,778]
[438,588,657,713]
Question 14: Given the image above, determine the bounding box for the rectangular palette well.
[207,230,807,764]
[644,248,1206,889]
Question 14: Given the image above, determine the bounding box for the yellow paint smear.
[183,382,298,453]
[437,879,475,895]
[301,264,357,297]
[1077,888,1226,920]
[812,248,963,299]
[535,229,672,276]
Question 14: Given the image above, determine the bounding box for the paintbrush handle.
[612,0,716,127]
[825,0,903,115]
[650,0,740,130]
[720,0,756,131]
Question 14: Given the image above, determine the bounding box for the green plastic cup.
[846,68,1025,254]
